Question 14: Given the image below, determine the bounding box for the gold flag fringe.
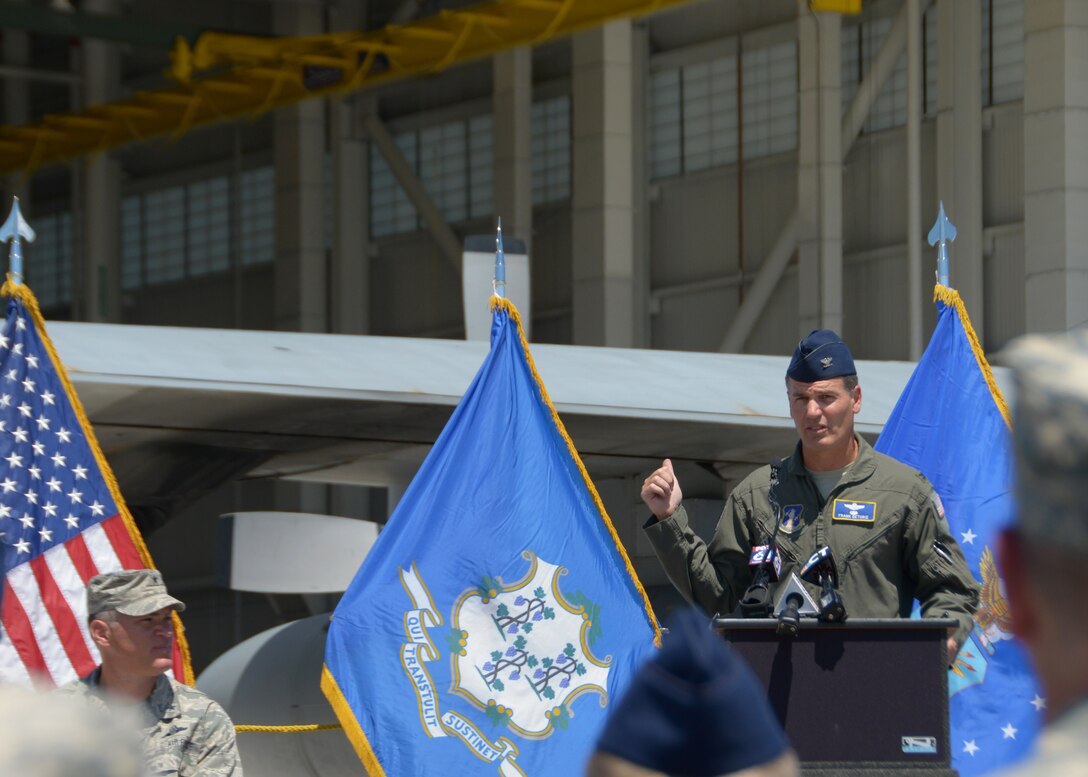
[490,296,662,647]
[0,278,195,684]
[321,666,387,776]
[933,284,1011,429]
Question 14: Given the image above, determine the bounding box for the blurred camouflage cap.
[1004,329,1088,553]
[87,569,185,618]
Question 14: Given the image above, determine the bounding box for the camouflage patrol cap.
[87,569,186,618]
[1004,330,1088,553]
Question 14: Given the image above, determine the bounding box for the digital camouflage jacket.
[58,668,243,777]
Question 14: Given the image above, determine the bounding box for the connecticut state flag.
[322,297,660,776]
[876,285,1041,775]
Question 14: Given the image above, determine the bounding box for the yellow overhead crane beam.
[0,0,703,175]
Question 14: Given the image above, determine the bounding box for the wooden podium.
[714,618,958,777]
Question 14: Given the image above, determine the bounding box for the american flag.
[0,282,192,688]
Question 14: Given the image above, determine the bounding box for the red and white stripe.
[1,514,186,688]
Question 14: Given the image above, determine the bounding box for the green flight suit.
[644,435,980,648]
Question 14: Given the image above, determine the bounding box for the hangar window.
[532,96,571,204]
[370,131,420,238]
[649,36,797,180]
[982,0,1023,107]
[240,166,275,267]
[369,98,568,237]
[840,8,940,132]
[741,40,797,160]
[120,165,274,289]
[25,211,71,309]
[143,186,186,284]
[469,114,496,217]
[370,115,494,238]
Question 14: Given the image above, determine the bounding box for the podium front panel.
[717,619,952,770]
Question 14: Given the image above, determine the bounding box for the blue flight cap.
[594,609,790,776]
[787,329,857,383]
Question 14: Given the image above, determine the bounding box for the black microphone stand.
[739,458,785,617]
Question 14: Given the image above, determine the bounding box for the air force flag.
[876,285,1040,775]
[322,298,660,776]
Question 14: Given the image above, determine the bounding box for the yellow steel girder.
[0,0,698,175]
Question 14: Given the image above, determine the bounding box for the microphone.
[738,458,785,618]
[772,572,819,637]
[800,545,847,623]
[747,544,783,580]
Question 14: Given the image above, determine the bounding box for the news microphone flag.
[322,298,660,776]
[0,280,193,687]
[876,285,1040,774]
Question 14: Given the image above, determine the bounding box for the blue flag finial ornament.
[927,202,957,288]
[322,297,659,776]
[494,217,506,299]
[876,284,1040,775]
[0,197,36,286]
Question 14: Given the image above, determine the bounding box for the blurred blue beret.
[787,329,857,383]
[594,609,790,776]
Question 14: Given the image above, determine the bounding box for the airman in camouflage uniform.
[993,331,1088,776]
[56,569,243,776]
[642,330,979,663]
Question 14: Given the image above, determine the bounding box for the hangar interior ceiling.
[0,0,709,174]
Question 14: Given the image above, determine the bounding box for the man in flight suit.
[641,330,979,664]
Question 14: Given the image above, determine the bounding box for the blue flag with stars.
[322,298,660,777]
[876,285,1041,774]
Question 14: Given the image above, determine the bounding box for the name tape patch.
[832,499,876,523]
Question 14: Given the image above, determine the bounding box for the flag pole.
[493,216,505,299]
[0,196,36,286]
[927,200,956,288]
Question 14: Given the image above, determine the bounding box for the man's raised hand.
[641,458,682,521]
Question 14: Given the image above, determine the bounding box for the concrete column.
[273,5,327,332]
[329,2,369,335]
[493,48,533,256]
[906,0,924,358]
[3,21,29,203]
[631,23,652,348]
[796,6,843,336]
[1023,0,1088,331]
[330,95,369,334]
[79,0,121,323]
[936,0,984,329]
[571,20,636,347]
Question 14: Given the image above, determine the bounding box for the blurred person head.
[587,609,798,777]
[999,330,1088,722]
[0,685,143,777]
